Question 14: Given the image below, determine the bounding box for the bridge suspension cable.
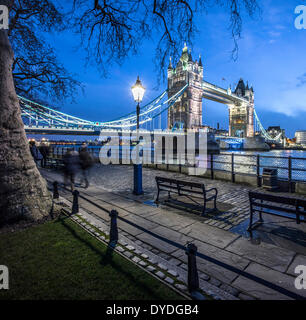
[254,109,282,142]
[19,84,188,131]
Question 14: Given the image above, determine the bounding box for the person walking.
[63,149,80,192]
[39,142,50,168]
[29,141,43,166]
[79,143,94,188]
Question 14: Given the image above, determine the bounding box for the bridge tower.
[229,79,254,138]
[167,44,203,130]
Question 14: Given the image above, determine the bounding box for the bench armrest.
[205,188,218,197]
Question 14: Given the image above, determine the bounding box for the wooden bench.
[248,191,306,231]
[155,176,218,215]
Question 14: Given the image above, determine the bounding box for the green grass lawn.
[0,216,184,300]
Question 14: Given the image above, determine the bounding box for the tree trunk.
[0,27,52,224]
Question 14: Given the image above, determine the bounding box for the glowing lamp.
[131,76,145,103]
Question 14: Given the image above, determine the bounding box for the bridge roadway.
[41,164,306,300]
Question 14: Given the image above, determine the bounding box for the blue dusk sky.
[44,0,306,138]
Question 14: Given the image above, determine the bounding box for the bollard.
[53,181,59,199]
[71,190,79,215]
[109,209,119,244]
[186,242,199,293]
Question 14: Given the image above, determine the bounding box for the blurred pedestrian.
[79,143,94,188]
[63,149,80,192]
[29,141,43,166]
[39,142,50,168]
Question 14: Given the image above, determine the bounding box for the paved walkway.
[41,164,306,300]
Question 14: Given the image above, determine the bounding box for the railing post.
[109,209,119,245]
[257,154,260,187]
[186,243,199,293]
[288,156,293,193]
[231,153,235,183]
[71,190,79,215]
[210,154,214,180]
[53,181,59,199]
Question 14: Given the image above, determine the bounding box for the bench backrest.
[249,191,306,215]
[156,176,204,191]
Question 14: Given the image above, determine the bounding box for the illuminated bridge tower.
[167,44,203,130]
[229,79,255,138]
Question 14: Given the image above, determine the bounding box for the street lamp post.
[131,76,145,195]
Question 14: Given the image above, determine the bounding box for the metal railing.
[49,147,306,189]
[199,153,306,191]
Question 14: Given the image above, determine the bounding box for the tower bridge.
[167,44,254,138]
[20,44,280,143]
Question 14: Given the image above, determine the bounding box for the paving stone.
[168,257,182,266]
[132,256,141,263]
[232,262,306,300]
[165,277,174,284]
[139,260,148,267]
[208,277,222,287]
[238,293,256,300]
[286,254,306,276]
[123,251,133,258]
[118,240,128,246]
[226,238,296,273]
[155,271,166,279]
[172,241,249,284]
[148,258,157,264]
[175,284,188,291]
[220,284,240,297]
[137,226,192,254]
[147,266,156,272]
[158,252,170,260]
[168,270,178,277]
[179,222,240,249]
[158,263,168,271]
[199,273,210,281]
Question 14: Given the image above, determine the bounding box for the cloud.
[269,85,306,116]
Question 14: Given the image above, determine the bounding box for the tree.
[0,0,259,225]
[73,0,259,79]
[9,0,81,104]
[0,1,53,224]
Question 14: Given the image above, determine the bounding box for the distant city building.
[295,130,306,145]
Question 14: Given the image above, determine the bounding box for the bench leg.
[202,202,206,216]
[259,211,264,223]
[155,189,160,203]
[247,210,253,232]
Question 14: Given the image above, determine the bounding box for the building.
[295,130,306,146]
[167,44,203,130]
[229,79,254,138]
